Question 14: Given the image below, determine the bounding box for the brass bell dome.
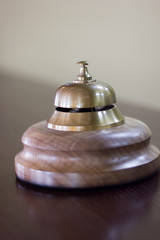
[47,61,124,131]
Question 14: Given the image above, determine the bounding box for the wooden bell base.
[15,117,160,188]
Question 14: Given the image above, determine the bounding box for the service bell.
[15,61,160,188]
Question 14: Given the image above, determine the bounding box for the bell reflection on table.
[16,174,159,240]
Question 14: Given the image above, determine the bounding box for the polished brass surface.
[54,82,116,108]
[47,105,124,131]
[54,61,116,108]
[48,61,125,131]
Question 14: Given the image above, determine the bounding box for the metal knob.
[75,61,92,82]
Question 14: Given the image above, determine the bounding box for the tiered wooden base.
[15,117,160,188]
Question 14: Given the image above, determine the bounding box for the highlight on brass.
[47,61,125,131]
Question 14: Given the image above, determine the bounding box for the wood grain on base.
[15,117,160,188]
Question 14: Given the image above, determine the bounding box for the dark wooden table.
[0,72,160,240]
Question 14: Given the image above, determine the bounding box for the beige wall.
[0,0,159,110]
